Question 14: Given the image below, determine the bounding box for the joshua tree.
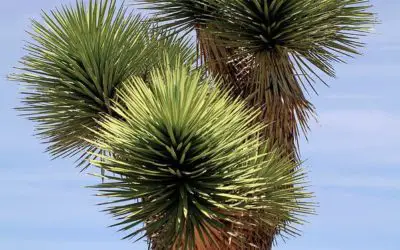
[135,0,375,248]
[10,0,374,249]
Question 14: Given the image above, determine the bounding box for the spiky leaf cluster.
[212,0,376,88]
[138,0,375,87]
[10,0,195,167]
[138,0,221,33]
[89,64,313,249]
[136,0,375,158]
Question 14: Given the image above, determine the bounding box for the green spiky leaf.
[89,61,314,249]
[10,0,196,168]
[135,0,375,159]
[211,0,376,88]
[135,0,221,34]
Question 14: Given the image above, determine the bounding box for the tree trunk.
[149,26,312,250]
[193,28,313,250]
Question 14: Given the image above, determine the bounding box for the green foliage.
[136,0,376,161]
[88,63,314,249]
[136,0,375,91]
[137,0,221,33]
[10,0,195,168]
[211,0,376,90]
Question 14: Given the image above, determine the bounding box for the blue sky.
[1,1,399,249]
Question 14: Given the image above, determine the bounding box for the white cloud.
[0,169,83,182]
[302,109,400,164]
[314,175,400,190]
[335,64,400,78]
[323,94,381,100]
[317,110,400,133]
[379,45,400,51]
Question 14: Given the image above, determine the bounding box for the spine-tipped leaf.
[10,0,196,168]
[89,63,314,249]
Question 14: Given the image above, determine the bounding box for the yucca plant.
[137,0,375,155]
[11,0,375,249]
[11,0,313,249]
[88,62,313,249]
[10,0,195,168]
[136,0,375,248]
